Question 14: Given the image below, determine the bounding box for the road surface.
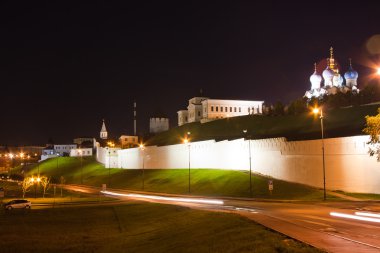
[63,184,380,253]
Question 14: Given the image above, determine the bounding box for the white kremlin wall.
[97,135,380,194]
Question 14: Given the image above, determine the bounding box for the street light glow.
[183,138,189,144]
[377,67,380,75]
[313,108,319,114]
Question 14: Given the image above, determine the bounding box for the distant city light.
[377,67,380,75]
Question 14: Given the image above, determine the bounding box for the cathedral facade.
[305,48,359,99]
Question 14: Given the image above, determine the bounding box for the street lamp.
[243,129,252,197]
[183,137,191,194]
[313,107,326,201]
[78,149,83,184]
[139,144,145,191]
[106,148,111,188]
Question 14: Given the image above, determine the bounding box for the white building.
[54,144,77,156]
[150,118,169,133]
[177,97,264,126]
[70,148,93,157]
[305,47,359,99]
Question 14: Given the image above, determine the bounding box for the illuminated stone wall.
[97,135,380,194]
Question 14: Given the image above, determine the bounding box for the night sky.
[1,1,380,146]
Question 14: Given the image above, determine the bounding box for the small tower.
[100,119,108,140]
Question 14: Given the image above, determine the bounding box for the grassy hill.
[19,157,338,200]
[146,103,380,146]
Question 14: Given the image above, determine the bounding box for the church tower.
[100,119,108,140]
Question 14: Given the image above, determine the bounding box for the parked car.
[4,199,32,210]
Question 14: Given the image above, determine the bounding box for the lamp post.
[139,144,145,191]
[108,149,111,188]
[183,137,191,194]
[243,130,252,197]
[313,107,326,201]
[78,149,83,185]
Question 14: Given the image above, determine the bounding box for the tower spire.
[314,62,317,72]
[349,58,352,68]
[330,47,334,59]
[100,119,108,140]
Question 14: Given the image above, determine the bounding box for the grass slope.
[0,203,322,253]
[146,104,379,146]
[21,157,335,200]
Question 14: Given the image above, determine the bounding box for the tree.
[363,108,380,161]
[40,176,50,198]
[287,98,307,115]
[21,177,34,199]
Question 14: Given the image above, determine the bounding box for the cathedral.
[305,47,359,99]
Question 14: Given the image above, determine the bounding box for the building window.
[211,106,214,112]
[198,111,201,117]
[239,107,241,112]
[234,107,237,112]
[221,107,223,112]
[225,107,227,112]
[230,107,232,112]
[216,106,218,112]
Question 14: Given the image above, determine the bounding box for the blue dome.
[344,67,358,79]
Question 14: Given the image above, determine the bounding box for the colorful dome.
[310,63,322,85]
[344,59,358,80]
[322,68,334,80]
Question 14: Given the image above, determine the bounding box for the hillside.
[146,103,380,146]
[19,157,335,200]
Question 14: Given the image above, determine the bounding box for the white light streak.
[101,191,224,205]
[355,211,380,219]
[330,212,380,223]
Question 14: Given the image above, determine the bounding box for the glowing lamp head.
[377,67,380,75]
[183,138,189,144]
[313,108,320,114]
[37,177,41,182]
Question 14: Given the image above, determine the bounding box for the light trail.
[101,191,224,205]
[355,212,380,219]
[330,212,380,223]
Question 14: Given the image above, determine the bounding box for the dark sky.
[1,1,380,145]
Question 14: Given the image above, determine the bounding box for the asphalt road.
[63,184,380,253]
